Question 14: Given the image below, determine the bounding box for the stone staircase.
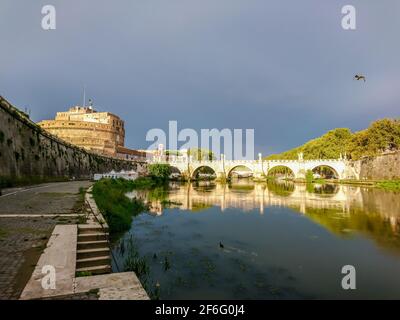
[21,185,149,300]
[76,225,111,275]
[75,187,112,276]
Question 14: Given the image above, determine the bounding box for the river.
[112,180,400,299]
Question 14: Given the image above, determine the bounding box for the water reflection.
[121,181,400,299]
[126,181,400,254]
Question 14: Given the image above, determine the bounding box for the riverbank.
[91,177,167,299]
[91,177,162,235]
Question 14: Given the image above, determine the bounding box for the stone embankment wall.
[357,151,400,180]
[0,96,146,186]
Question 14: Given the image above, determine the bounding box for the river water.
[112,180,400,299]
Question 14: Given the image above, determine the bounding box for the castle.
[38,106,146,160]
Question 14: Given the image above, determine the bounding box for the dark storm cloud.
[1,0,399,155]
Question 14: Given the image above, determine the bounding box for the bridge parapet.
[266,159,342,163]
[149,157,352,180]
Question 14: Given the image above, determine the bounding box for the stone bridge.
[151,154,360,180]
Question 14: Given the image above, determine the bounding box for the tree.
[148,164,171,181]
[187,148,215,161]
[306,170,314,183]
[265,118,400,161]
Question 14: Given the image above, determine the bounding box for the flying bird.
[354,74,366,82]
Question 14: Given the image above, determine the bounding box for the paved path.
[0,181,92,299]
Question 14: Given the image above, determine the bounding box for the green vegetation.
[76,271,92,277]
[92,178,148,233]
[148,164,171,181]
[190,202,213,212]
[124,254,149,278]
[376,180,400,191]
[0,228,8,240]
[187,148,215,161]
[121,236,160,299]
[165,150,181,156]
[266,180,295,197]
[266,118,400,160]
[305,170,314,183]
[73,187,87,215]
[267,166,294,178]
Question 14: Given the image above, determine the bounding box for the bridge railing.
[147,158,345,164]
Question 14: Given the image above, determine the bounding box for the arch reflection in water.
[126,181,400,252]
[129,181,361,215]
[122,181,400,299]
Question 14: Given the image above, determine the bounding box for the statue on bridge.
[298,152,304,161]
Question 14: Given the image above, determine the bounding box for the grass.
[376,180,400,191]
[0,228,8,240]
[121,236,160,300]
[76,271,93,277]
[73,187,87,215]
[124,254,149,277]
[92,178,151,234]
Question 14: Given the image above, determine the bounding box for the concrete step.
[77,248,110,260]
[20,225,78,300]
[76,264,111,275]
[74,272,149,300]
[77,240,109,250]
[78,225,108,234]
[76,256,111,269]
[78,233,108,242]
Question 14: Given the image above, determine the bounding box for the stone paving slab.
[0,217,57,299]
[0,214,84,218]
[0,181,92,215]
[20,225,77,300]
[75,272,149,300]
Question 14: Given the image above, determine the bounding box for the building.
[93,170,138,181]
[38,105,145,160]
[116,146,147,161]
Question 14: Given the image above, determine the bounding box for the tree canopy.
[187,148,215,161]
[266,118,400,160]
[148,164,171,181]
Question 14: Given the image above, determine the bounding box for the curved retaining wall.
[0,96,146,186]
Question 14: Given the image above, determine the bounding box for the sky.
[1,1,399,157]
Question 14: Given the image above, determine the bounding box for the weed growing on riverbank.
[92,178,151,233]
[92,177,171,233]
[121,236,160,300]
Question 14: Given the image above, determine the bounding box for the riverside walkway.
[0,181,91,299]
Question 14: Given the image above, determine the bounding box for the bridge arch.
[227,165,254,179]
[170,166,182,174]
[191,165,217,180]
[311,165,339,179]
[169,166,183,179]
[267,165,296,179]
